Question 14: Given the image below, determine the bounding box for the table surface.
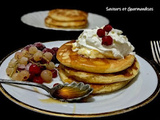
[1,1,160,119]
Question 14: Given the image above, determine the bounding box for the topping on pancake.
[72,25,135,59]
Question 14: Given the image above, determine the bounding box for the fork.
[150,41,160,74]
[150,41,160,65]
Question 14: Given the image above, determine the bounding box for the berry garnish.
[33,76,44,84]
[53,83,59,87]
[102,36,113,46]
[97,29,105,37]
[42,48,55,55]
[51,69,57,78]
[7,41,59,84]
[34,42,46,50]
[103,24,112,32]
[52,47,59,53]
[29,64,41,74]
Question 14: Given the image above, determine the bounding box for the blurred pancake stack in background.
[45,9,88,28]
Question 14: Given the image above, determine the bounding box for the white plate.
[21,11,109,31]
[0,40,159,118]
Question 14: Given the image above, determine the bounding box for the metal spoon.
[0,79,93,102]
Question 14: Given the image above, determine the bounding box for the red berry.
[97,29,105,37]
[52,47,59,53]
[34,42,46,50]
[42,48,55,55]
[53,83,59,87]
[29,64,41,74]
[103,24,112,32]
[28,73,35,81]
[102,36,113,46]
[51,69,57,78]
[33,76,44,84]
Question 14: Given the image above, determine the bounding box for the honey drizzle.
[39,98,67,104]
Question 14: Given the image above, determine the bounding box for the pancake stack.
[57,41,140,94]
[45,9,88,28]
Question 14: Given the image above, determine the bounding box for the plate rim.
[0,40,160,118]
[20,10,110,31]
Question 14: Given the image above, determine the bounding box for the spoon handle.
[0,78,50,92]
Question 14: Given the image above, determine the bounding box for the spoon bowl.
[0,79,93,102]
[51,82,93,102]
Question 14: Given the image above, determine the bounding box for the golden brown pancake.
[58,59,139,84]
[48,9,88,22]
[45,16,88,28]
[58,67,131,94]
[56,41,135,73]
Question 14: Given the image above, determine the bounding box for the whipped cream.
[72,27,135,59]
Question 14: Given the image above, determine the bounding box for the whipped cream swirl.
[72,27,135,59]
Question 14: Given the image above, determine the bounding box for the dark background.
[1,0,160,119]
[1,0,160,59]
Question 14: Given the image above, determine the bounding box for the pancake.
[58,59,139,84]
[48,9,88,22]
[56,41,135,73]
[45,16,88,28]
[58,67,131,94]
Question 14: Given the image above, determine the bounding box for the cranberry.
[103,24,112,32]
[52,47,59,53]
[34,42,46,50]
[29,64,41,74]
[40,58,48,64]
[102,36,113,46]
[28,73,35,80]
[51,69,57,78]
[33,76,44,84]
[97,29,105,37]
[42,48,55,55]
[53,83,59,87]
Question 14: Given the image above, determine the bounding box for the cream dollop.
[72,27,135,59]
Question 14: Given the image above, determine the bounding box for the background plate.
[0,41,159,118]
[21,11,109,31]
